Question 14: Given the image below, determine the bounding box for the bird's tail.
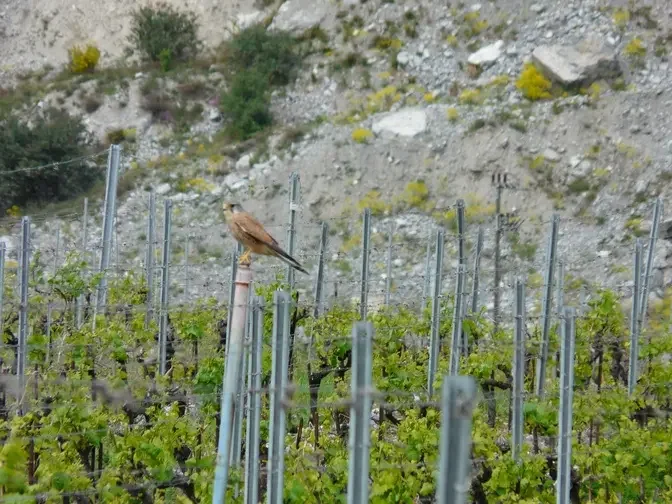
[268,243,309,275]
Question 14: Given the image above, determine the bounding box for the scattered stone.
[531,38,622,87]
[530,3,545,13]
[224,173,248,192]
[372,108,427,138]
[543,148,561,162]
[156,183,171,195]
[235,154,251,171]
[397,51,410,67]
[236,10,265,30]
[208,108,221,122]
[467,40,504,67]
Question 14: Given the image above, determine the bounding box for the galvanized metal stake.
[184,234,190,305]
[76,197,88,329]
[212,264,253,504]
[17,217,31,415]
[436,376,477,504]
[639,197,662,330]
[535,214,559,398]
[243,296,263,504]
[556,260,564,318]
[512,279,525,462]
[286,172,300,291]
[557,307,576,504]
[422,231,432,313]
[225,243,242,359]
[158,199,172,376]
[359,208,371,321]
[267,291,291,504]
[449,264,465,375]
[628,239,643,396]
[93,144,121,323]
[230,303,250,498]
[145,189,156,329]
[470,228,483,314]
[313,222,328,319]
[346,321,374,504]
[0,242,5,345]
[427,229,445,398]
[384,223,394,306]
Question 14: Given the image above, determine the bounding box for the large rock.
[468,40,504,67]
[372,109,427,138]
[531,38,622,87]
[269,0,330,33]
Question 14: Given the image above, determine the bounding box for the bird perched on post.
[222,202,308,274]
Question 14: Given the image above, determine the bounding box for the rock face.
[531,38,622,87]
[269,0,330,33]
[372,109,427,138]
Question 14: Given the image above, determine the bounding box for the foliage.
[68,44,101,73]
[351,127,374,144]
[128,3,201,65]
[0,108,99,213]
[219,24,302,139]
[515,63,552,101]
[0,254,670,503]
[446,107,459,121]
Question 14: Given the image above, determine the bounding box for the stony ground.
[2,0,672,318]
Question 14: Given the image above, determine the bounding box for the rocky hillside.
[2,0,672,315]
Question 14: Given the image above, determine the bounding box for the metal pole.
[493,185,503,335]
[557,307,576,504]
[436,376,477,504]
[94,144,121,320]
[76,197,88,329]
[243,296,263,504]
[512,279,525,462]
[313,222,328,319]
[346,321,374,504]
[225,243,242,359]
[422,232,432,313]
[359,208,371,321]
[427,229,444,397]
[628,239,643,396]
[286,172,300,290]
[184,234,190,305]
[0,242,5,345]
[212,264,253,504]
[556,260,564,318]
[535,214,560,398]
[449,265,465,375]
[17,217,31,415]
[230,303,250,498]
[145,189,156,329]
[639,197,662,330]
[158,199,172,376]
[470,227,483,314]
[384,223,394,306]
[456,199,466,267]
[267,290,291,504]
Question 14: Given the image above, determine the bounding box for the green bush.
[220,68,273,139]
[224,24,301,86]
[128,3,200,66]
[219,24,302,139]
[0,109,99,212]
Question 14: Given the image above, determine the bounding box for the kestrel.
[222,202,308,274]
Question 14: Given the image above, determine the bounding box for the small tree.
[128,3,200,66]
[0,109,99,212]
[220,68,273,140]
